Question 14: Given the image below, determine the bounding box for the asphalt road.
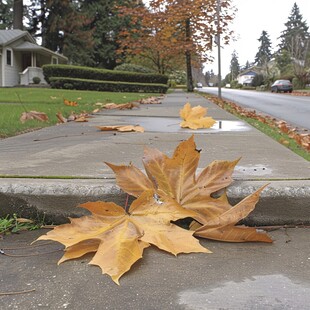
[200,87,310,130]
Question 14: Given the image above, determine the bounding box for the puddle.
[103,116,251,133]
[178,274,310,309]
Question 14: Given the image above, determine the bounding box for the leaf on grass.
[107,135,272,243]
[64,99,78,106]
[180,103,216,129]
[20,111,49,123]
[102,102,139,110]
[97,125,144,132]
[36,191,209,284]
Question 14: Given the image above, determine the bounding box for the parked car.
[196,83,203,88]
[271,80,293,93]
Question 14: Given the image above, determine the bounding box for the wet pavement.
[1,228,309,309]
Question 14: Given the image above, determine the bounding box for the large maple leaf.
[36,191,209,284]
[106,136,272,243]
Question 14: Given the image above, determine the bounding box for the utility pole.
[216,0,222,99]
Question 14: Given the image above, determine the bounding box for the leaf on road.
[180,103,216,129]
[97,125,144,132]
[192,186,273,243]
[20,111,49,123]
[107,135,272,243]
[36,191,209,284]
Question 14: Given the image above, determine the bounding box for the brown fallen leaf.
[36,191,209,284]
[102,102,139,110]
[139,97,162,104]
[20,111,49,123]
[192,186,272,242]
[97,125,144,132]
[106,135,272,243]
[64,99,78,106]
[180,103,216,129]
[56,112,67,123]
[74,116,88,122]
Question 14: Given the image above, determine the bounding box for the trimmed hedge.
[43,64,168,85]
[49,77,168,93]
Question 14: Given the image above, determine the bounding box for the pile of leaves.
[206,95,310,152]
[37,136,272,285]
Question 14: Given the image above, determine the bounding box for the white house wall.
[3,48,23,86]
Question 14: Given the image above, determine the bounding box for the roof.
[0,30,35,46]
[0,30,67,61]
[239,70,257,76]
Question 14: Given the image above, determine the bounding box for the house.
[0,30,67,87]
[237,69,259,86]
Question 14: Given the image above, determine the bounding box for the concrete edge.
[0,178,309,225]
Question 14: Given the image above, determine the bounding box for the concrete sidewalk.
[0,90,309,224]
[1,228,309,309]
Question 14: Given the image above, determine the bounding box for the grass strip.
[201,92,310,161]
[0,88,158,138]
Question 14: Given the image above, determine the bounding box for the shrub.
[32,76,41,84]
[230,80,242,89]
[43,64,168,85]
[114,63,154,74]
[293,77,306,89]
[49,77,168,93]
[252,74,264,87]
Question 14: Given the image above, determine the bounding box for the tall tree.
[13,0,23,29]
[278,2,309,53]
[79,0,138,69]
[27,0,94,64]
[255,30,272,67]
[230,50,239,80]
[277,2,310,88]
[118,0,235,91]
[0,0,13,29]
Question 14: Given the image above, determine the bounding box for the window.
[6,49,13,66]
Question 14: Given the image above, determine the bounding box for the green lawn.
[0,88,157,138]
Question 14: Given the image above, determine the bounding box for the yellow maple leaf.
[107,136,272,243]
[180,102,216,129]
[36,191,209,284]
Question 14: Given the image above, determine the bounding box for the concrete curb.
[1,178,309,225]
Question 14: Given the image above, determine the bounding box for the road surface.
[200,87,310,130]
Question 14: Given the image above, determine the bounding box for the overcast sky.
[205,0,310,76]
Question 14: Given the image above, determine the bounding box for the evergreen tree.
[78,0,138,69]
[0,0,13,29]
[255,30,272,66]
[230,50,240,80]
[278,2,309,55]
[27,0,93,64]
[277,3,310,87]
